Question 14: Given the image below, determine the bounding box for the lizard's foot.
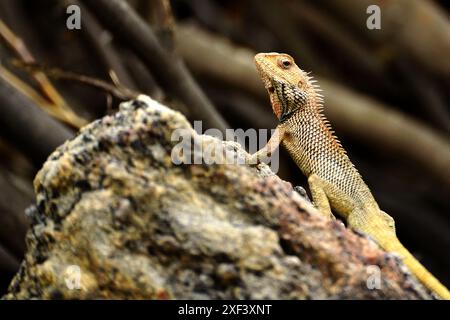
[307,174,335,220]
[245,153,264,167]
[347,209,396,236]
[245,154,257,167]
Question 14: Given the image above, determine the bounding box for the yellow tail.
[383,238,450,299]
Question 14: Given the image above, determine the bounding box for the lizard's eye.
[278,58,292,69]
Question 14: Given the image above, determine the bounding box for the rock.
[4,95,431,299]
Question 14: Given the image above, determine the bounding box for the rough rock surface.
[4,96,430,299]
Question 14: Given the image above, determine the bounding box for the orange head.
[254,52,321,121]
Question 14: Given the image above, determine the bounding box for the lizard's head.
[254,52,321,121]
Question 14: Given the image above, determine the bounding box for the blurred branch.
[311,0,450,133]
[73,0,137,91]
[175,25,265,98]
[0,64,86,129]
[147,0,176,51]
[394,59,450,134]
[0,20,64,106]
[204,83,275,130]
[121,50,164,101]
[0,243,19,275]
[250,0,330,76]
[0,75,73,165]
[0,19,87,128]
[0,137,34,176]
[0,167,32,258]
[321,0,450,79]
[0,64,54,110]
[176,24,450,187]
[186,0,241,41]
[76,0,164,99]
[81,0,228,133]
[286,1,396,97]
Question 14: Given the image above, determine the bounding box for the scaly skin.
[250,52,450,299]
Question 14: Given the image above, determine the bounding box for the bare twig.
[0,64,56,112]
[0,20,65,106]
[0,19,87,128]
[14,62,139,101]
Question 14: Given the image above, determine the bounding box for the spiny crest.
[312,80,348,157]
[306,73,325,113]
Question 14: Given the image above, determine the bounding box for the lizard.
[248,52,450,299]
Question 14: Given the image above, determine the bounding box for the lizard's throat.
[269,92,282,119]
[270,80,307,122]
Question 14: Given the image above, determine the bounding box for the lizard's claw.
[245,153,262,167]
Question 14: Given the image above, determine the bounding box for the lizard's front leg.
[308,174,335,219]
[246,126,284,165]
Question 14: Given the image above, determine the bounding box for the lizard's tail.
[382,238,450,300]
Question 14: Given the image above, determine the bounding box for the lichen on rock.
[4,95,431,299]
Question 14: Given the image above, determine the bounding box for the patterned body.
[281,110,377,217]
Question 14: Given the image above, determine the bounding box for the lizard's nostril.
[268,86,275,94]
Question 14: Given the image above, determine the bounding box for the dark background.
[0,0,449,296]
